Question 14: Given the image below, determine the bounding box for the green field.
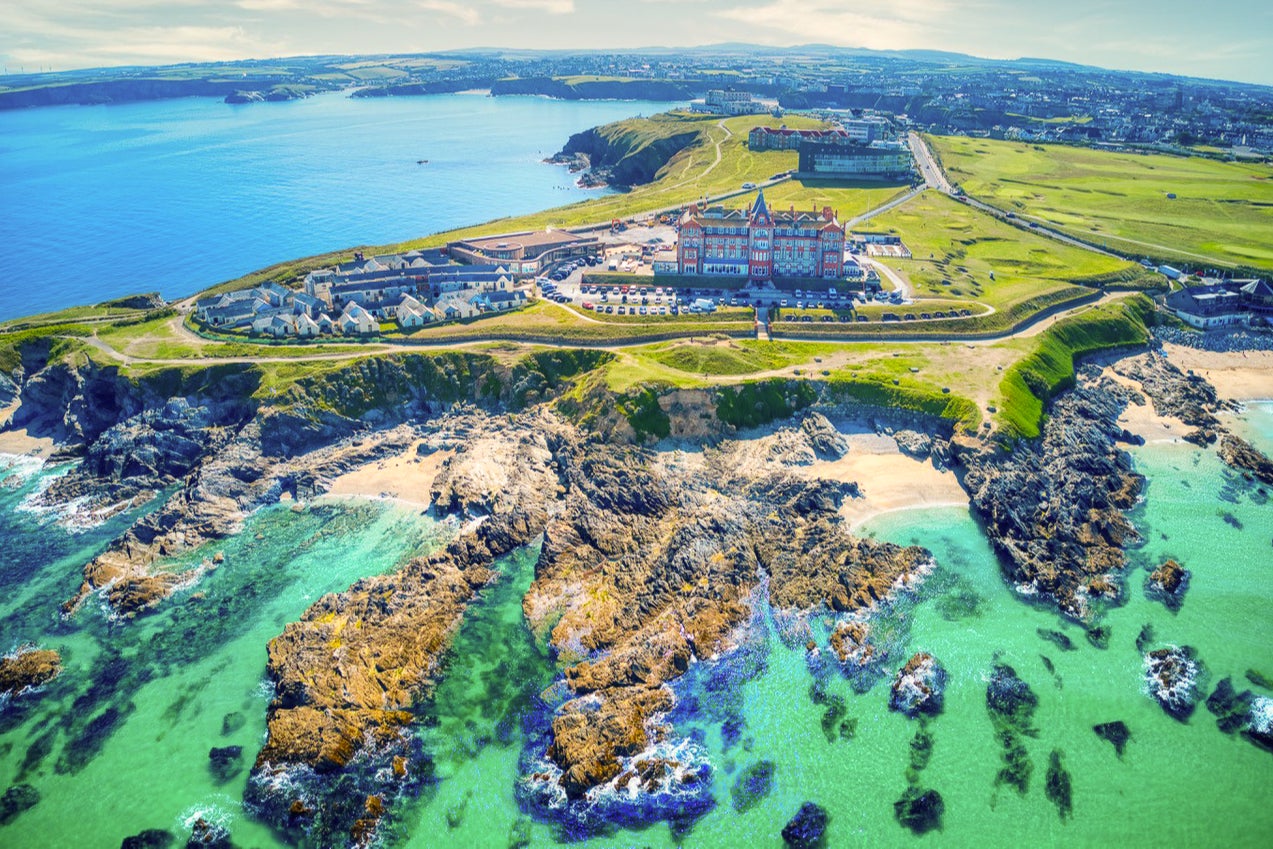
[931,135,1273,271]
[867,190,1154,314]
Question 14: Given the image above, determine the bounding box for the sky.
[4,0,1272,87]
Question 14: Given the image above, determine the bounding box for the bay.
[0,92,673,321]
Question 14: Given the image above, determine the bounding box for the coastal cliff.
[551,117,704,188]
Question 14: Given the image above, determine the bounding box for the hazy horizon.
[4,1,1272,88]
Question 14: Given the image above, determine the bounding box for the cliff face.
[0,79,257,110]
[557,124,703,187]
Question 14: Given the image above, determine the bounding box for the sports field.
[931,136,1273,271]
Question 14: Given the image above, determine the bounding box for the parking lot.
[535,258,915,319]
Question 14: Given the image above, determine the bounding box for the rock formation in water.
[986,663,1039,795]
[1092,721,1131,758]
[888,653,946,718]
[958,368,1143,619]
[781,801,829,848]
[1144,645,1205,721]
[1146,559,1190,611]
[0,646,61,698]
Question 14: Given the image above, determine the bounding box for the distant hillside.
[490,76,695,101]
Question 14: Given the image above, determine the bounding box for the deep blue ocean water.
[0,92,673,321]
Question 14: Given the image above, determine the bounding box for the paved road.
[908,132,953,194]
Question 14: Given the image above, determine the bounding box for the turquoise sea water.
[0,92,674,321]
[1,404,1271,847]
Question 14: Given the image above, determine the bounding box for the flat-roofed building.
[797,140,913,181]
[446,230,599,275]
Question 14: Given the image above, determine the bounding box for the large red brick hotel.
[676,190,845,280]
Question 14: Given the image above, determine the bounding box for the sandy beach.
[0,400,55,459]
[321,441,452,508]
[1162,343,1273,403]
[801,432,969,529]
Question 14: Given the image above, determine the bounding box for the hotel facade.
[675,190,846,280]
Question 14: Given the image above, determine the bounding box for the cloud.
[715,0,952,49]
[492,0,575,14]
[417,0,481,25]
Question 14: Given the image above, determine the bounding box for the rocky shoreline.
[3,338,1271,845]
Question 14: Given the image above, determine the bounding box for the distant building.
[692,89,764,116]
[748,126,855,151]
[797,140,913,181]
[675,189,845,281]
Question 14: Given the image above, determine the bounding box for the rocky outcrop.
[1146,559,1190,611]
[1219,435,1273,485]
[64,421,419,616]
[248,412,562,846]
[1144,646,1205,721]
[0,646,61,697]
[958,369,1143,619]
[1116,351,1273,484]
[521,422,930,813]
[888,653,946,718]
[829,620,874,668]
[1113,352,1226,430]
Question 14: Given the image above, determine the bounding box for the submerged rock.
[0,646,61,697]
[120,830,175,849]
[1085,625,1111,650]
[1036,628,1075,651]
[889,653,946,718]
[987,663,1039,795]
[894,786,944,834]
[1145,646,1205,721]
[1206,678,1257,735]
[1045,749,1073,820]
[208,745,244,783]
[1092,721,1131,758]
[0,783,40,825]
[782,801,829,848]
[730,760,776,812]
[1146,559,1190,612]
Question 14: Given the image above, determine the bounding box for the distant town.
[10,45,1267,158]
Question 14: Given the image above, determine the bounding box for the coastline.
[0,400,55,460]
[319,440,451,509]
[803,431,969,529]
[1161,342,1273,403]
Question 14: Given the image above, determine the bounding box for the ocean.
[0,91,674,322]
[1,405,1270,848]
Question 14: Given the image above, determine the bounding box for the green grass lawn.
[866,190,1152,313]
[931,135,1273,271]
